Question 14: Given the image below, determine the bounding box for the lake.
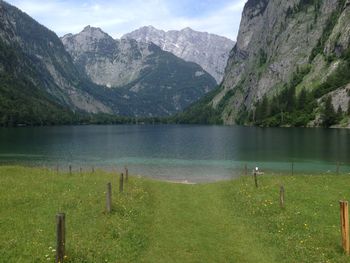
[0,125,349,182]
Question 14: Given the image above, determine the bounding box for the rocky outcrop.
[123,26,235,83]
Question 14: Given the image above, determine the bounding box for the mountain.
[61,26,217,116]
[0,0,116,125]
[123,26,235,83]
[0,0,217,124]
[177,0,350,128]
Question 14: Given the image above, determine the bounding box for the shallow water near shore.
[0,124,349,182]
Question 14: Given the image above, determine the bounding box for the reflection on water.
[0,125,349,182]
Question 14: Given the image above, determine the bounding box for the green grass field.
[1,166,350,262]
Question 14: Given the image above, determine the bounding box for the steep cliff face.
[123,26,235,83]
[62,27,217,116]
[205,0,350,126]
[0,1,112,115]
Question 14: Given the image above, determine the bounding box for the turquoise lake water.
[0,125,349,182]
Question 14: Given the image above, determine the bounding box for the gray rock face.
[123,26,235,83]
[61,26,217,116]
[62,26,153,88]
[206,0,350,124]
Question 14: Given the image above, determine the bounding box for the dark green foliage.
[172,77,251,124]
[348,100,350,115]
[290,65,311,88]
[286,0,321,18]
[249,85,314,127]
[297,88,308,110]
[255,95,269,123]
[216,89,235,113]
[170,87,223,124]
[321,96,337,127]
[336,105,343,122]
[312,59,350,98]
[259,49,267,66]
[236,65,318,127]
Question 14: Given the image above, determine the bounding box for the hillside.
[178,0,350,128]
[0,1,118,125]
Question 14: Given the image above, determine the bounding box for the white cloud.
[7,0,246,41]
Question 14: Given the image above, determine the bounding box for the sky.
[6,0,246,41]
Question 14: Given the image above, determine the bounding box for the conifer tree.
[321,96,336,127]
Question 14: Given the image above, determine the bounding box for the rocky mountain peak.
[143,25,160,32]
[80,25,111,40]
[123,26,235,83]
[61,26,116,57]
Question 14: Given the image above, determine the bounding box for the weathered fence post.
[56,164,59,174]
[125,167,129,183]
[106,183,112,213]
[92,166,95,173]
[79,167,82,174]
[69,165,72,175]
[340,200,350,255]
[244,164,248,176]
[253,170,258,188]
[56,213,65,263]
[280,186,285,209]
[119,173,124,193]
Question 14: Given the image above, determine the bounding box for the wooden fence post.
[280,186,285,208]
[56,213,65,263]
[106,183,112,213]
[125,167,129,183]
[92,166,95,173]
[340,200,349,255]
[79,167,82,174]
[56,164,59,174]
[119,173,124,193]
[69,165,72,175]
[253,171,258,188]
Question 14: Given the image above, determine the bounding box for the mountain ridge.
[61,26,217,117]
[123,25,235,83]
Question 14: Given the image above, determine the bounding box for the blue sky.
[7,0,246,40]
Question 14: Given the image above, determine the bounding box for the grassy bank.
[0,166,349,262]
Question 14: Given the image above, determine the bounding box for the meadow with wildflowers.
[0,166,349,262]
